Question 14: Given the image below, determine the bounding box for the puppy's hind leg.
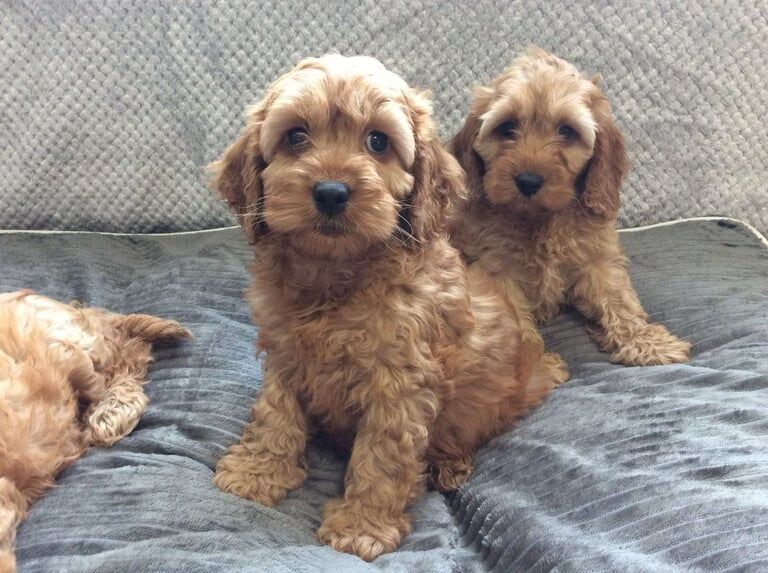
[427,339,565,494]
[0,478,26,573]
[426,440,475,493]
[515,326,568,407]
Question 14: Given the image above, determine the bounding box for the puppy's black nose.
[313,181,349,216]
[515,172,544,197]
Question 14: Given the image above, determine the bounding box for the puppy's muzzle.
[515,172,544,197]
[313,181,350,216]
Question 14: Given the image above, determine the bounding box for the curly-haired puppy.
[0,290,189,572]
[449,48,691,366]
[211,55,565,561]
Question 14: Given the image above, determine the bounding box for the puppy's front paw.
[611,324,691,366]
[85,386,148,446]
[213,445,306,506]
[317,499,409,561]
[214,466,288,507]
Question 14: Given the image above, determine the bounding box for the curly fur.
[210,55,566,561]
[0,291,189,571]
[449,47,691,366]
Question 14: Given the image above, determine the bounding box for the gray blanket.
[5,218,768,572]
[1,1,767,235]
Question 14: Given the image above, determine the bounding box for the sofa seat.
[5,218,768,572]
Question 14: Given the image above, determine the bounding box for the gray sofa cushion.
[4,218,768,572]
[1,2,766,234]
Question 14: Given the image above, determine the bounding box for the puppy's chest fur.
[458,211,615,321]
[247,246,465,440]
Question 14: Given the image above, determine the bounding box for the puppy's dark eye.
[286,127,310,150]
[496,120,519,139]
[365,131,389,154]
[496,120,518,139]
[557,124,578,141]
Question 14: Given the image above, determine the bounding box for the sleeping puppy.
[449,47,691,366]
[0,290,189,572]
[210,55,566,561]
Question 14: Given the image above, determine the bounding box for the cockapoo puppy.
[211,55,566,561]
[449,48,691,366]
[0,290,189,572]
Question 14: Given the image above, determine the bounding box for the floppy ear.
[209,103,267,244]
[448,86,493,199]
[401,91,467,245]
[449,111,484,199]
[580,95,628,219]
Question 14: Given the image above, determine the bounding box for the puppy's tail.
[0,478,26,573]
[117,314,191,344]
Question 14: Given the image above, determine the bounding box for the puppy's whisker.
[233,212,266,223]
[395,213,421,246]
[235,199,268,223]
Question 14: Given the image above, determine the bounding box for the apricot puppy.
[0,290,189,572]
[211,55,565,561]
[450,48,691,366]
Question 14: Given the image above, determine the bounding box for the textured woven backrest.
[1,1,766,233]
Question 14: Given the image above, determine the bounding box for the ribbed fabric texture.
[4,219,768,572]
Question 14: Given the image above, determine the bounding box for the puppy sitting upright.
[450,48,690,366]
[211,55,564,561]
